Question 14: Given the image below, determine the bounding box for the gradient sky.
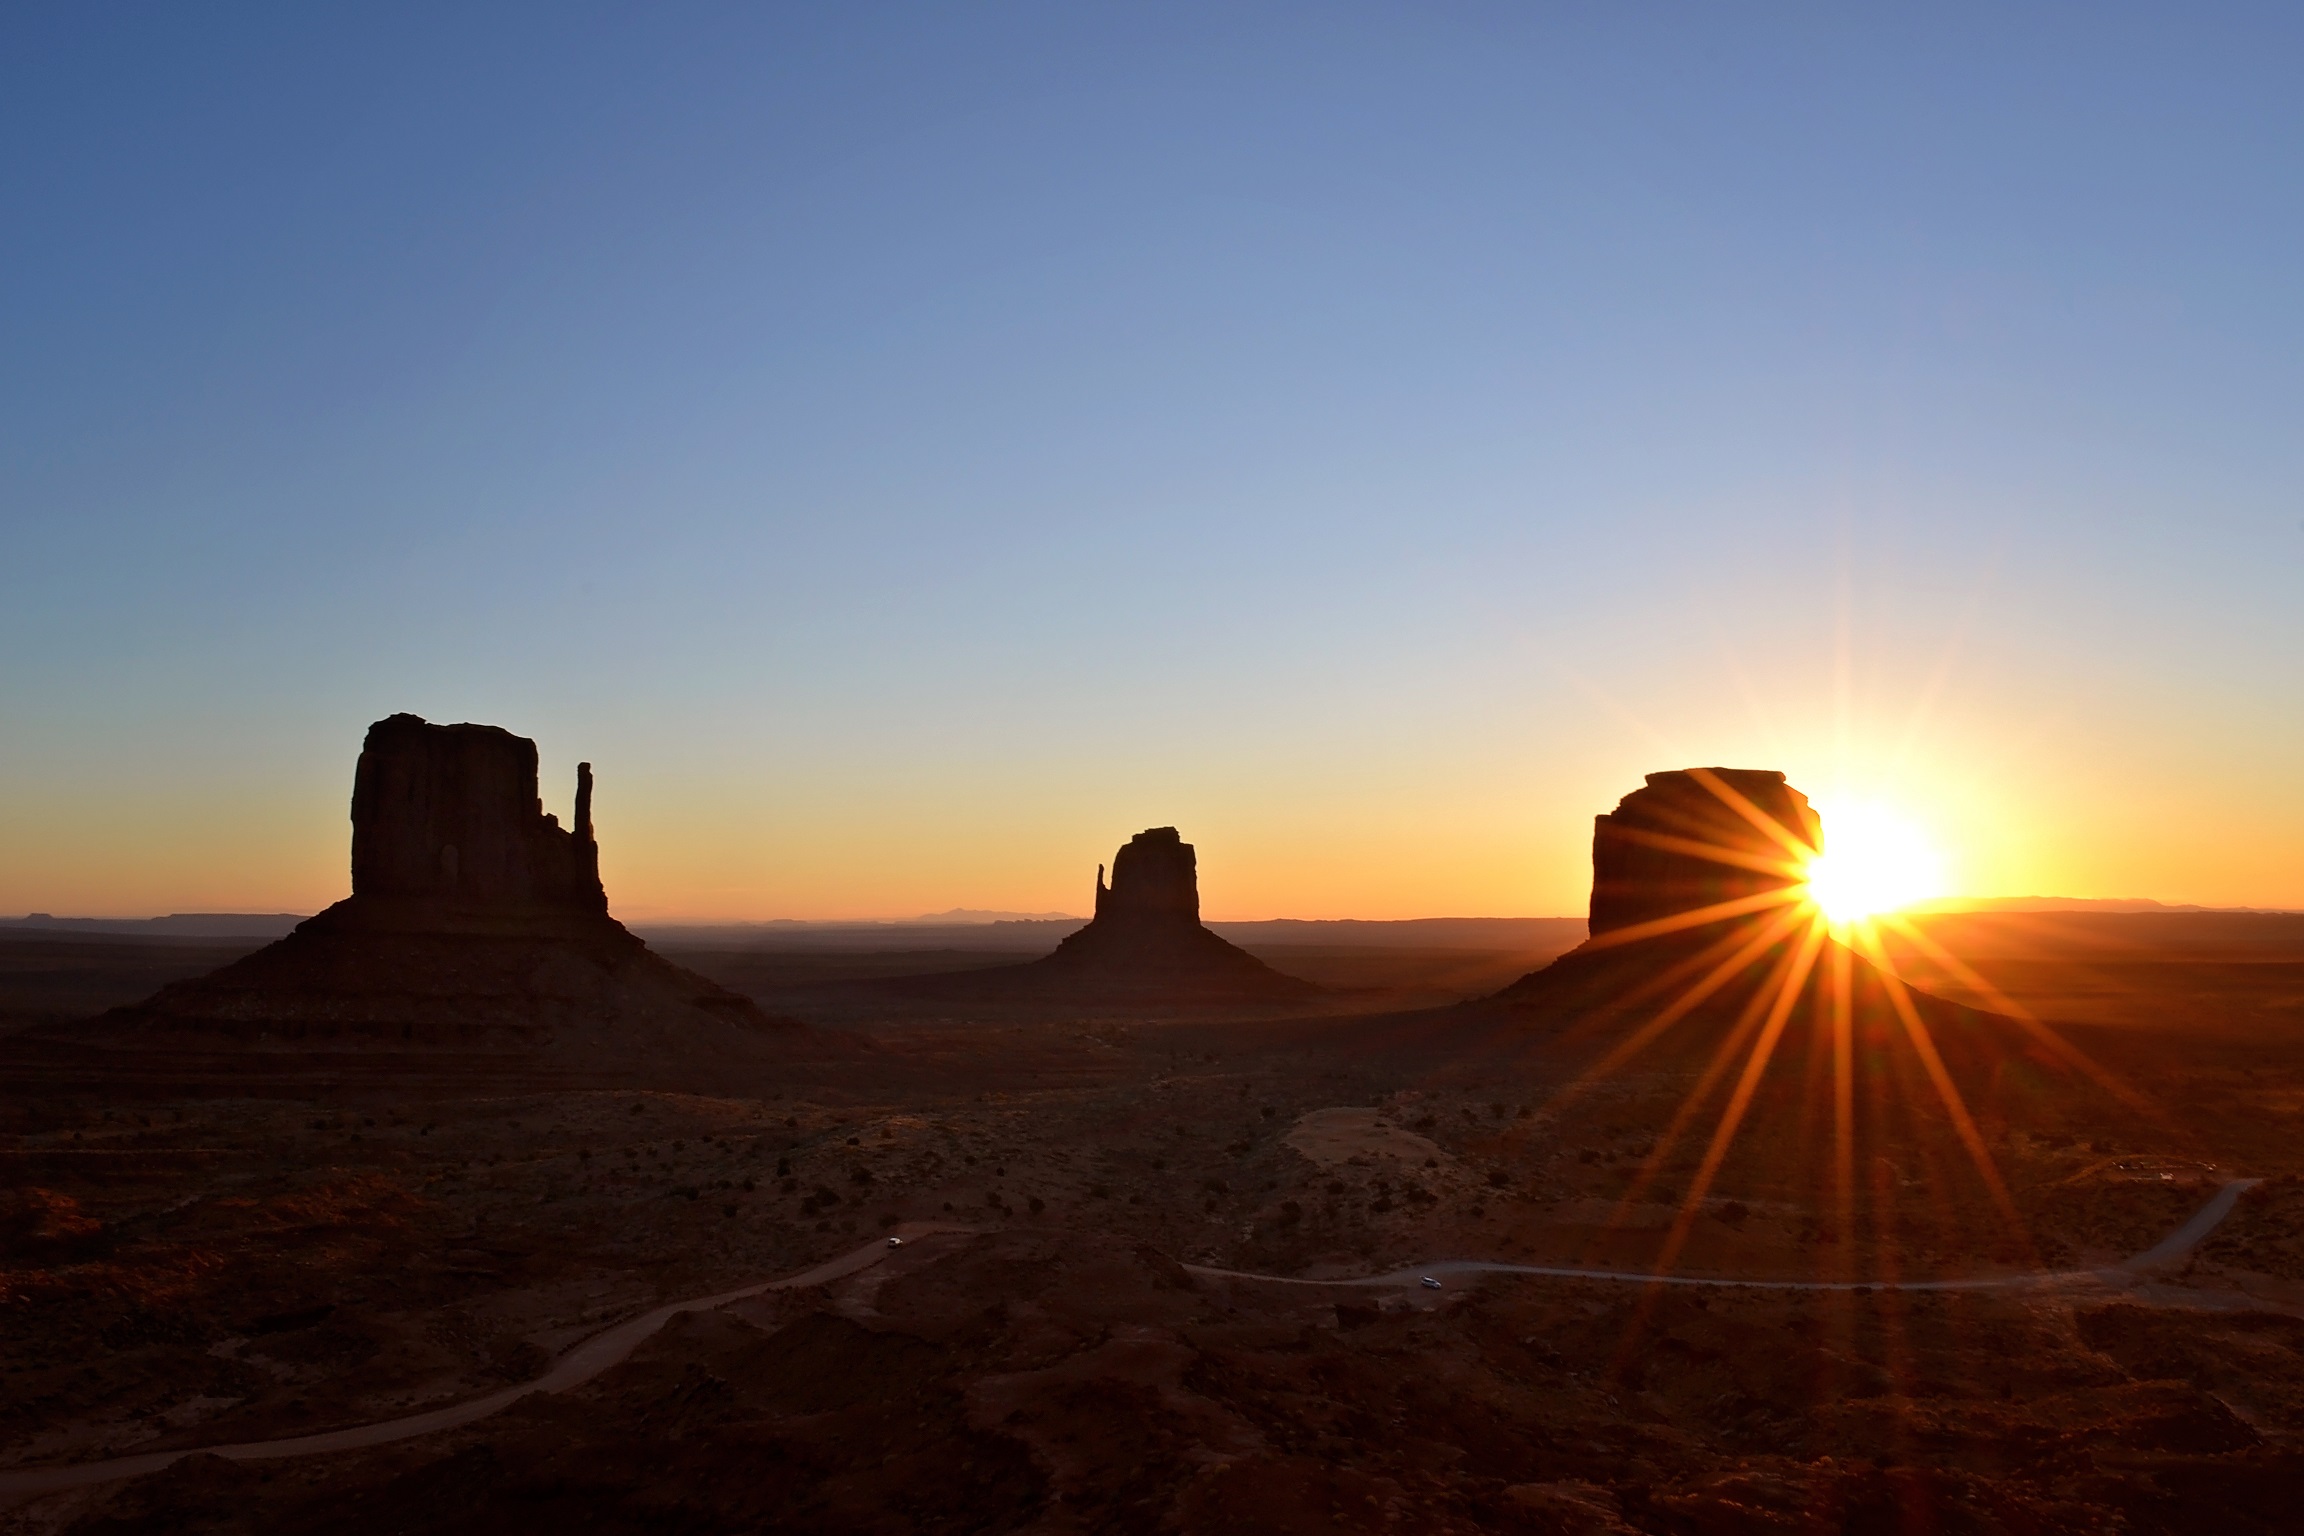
[4,4,2300,921]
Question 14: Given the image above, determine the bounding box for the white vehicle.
[887,1236,905,1248]
[1420,1276,1442,1290]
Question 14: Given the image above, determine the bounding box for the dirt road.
[0,1223,974,1504]
[0,1182,2260,1504]
[1187,1178,2262,1295]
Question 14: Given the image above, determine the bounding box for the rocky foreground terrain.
[6,751,2302,1532]
[3,981,2301,1534]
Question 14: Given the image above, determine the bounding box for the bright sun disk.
[1802,805,1947,924]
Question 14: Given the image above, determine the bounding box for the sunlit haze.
[4,7,2302,920]
[1802,802,1950,926]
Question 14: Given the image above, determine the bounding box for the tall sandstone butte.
[924,827,1315,1005]
[1587,768,1822,937]
[1089,826,1202,925]
[1450,779,2059,1284]
[347,713,605,915]
[71,715,799,1083]
[1495,766,1827,1018]
[1487,767,1993,1051]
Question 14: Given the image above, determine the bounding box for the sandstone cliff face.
[1588,768,1821,937]
[348,714,603,913]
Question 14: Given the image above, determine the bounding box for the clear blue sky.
[4,4,2300,919]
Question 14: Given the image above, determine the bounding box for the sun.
[1802,803,1947,925]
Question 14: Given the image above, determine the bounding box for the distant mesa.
[45,714,802,1083]
[907,908,1083,925]
[0,913,307,939]
[908,827,1317,1007]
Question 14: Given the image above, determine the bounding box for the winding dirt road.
[1190,1178,2264,1295]
[0,1222,974,1505]
[0,1181,2260,1505]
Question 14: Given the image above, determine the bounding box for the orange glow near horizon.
[4,751,2296,923]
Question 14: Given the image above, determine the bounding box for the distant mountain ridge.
[909,907,1081,923]
[7,912,1594,953]
[632,915,1587,954]
[2,914,308,938]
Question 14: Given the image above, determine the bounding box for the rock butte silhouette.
[55,715,800,1081]
[911,827,1318,1006]
[1237,770,2060,1258]
[1477,767,2007,1059]
[1587,767,1820,937]
[1,759,2284,1529]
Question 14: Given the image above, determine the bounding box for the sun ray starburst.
[1529,765,2111,1304]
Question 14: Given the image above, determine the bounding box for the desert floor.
[3,914,2301,1533]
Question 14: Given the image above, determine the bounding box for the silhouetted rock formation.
[1031,827,1314,999]
[349,713,605,914]
[1091,827,1200,924]
[1330,774,2082,1301]
[55,716,801,1085]
[1490,767,1964,1033]
[904,828,1316,1008]
[1588,768,1820,936]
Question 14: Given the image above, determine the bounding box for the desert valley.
[1,718,2299,1534]
[13,12,2304,1530]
